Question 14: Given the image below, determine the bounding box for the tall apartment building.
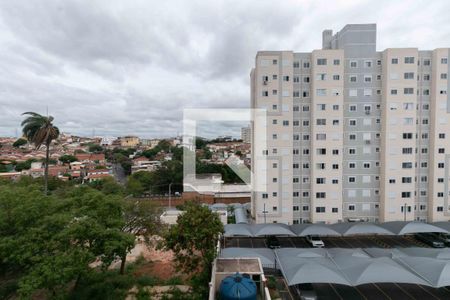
[241,125,252,143]
[250,24,450,224]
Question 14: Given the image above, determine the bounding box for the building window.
[404,72,414,79]
[350,75,357,82]
[404,88,414,94]
[315,207,325,213]
[262,193,268,199]
[437,206,444,212]
[364,60,372,68]
[350,61,357,68]
[333,105,339,111]
[333,59,340,65]
[404,57,415,64]
[348,205,355,211]
[333,74,340,80]
[402,192,411,198]
[441,58,448,64]
[332,208,338,213]
[392,58,398,64]
[317,58,327,65]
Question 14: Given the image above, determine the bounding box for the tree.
[0,183,135,298]
[12,138,27,148]
[88,144,104,153]
[14,158,36,171]
[119,199,162,274]
[161,202,223,297]
[21,112,60,195]
[59,154,78,164]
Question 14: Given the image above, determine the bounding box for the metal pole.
[263,203,267,224]
[404,203,407,221]
[169,183,172,209]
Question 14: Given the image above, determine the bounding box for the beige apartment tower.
[251,24,450,224]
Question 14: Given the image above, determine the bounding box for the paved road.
[112,163,127,185]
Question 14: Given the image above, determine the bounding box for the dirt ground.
[126,237,186,281]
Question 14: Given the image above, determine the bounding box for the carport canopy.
[290,224,341,236]
[223,224,253,237]
[432,221,450,232]
[252,223,296,236]
[275,249,351,286]
[396,256,450,288]
[220,247,276,266]
[379,221,448,235]
[331,222,395,236]
[332,255,430,286]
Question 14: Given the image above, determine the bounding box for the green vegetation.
[59,154,78,164]
[160,201,224,298]
[12,138,27,148]
[21,112,60,194]
[14,158,37,171]
[0,179,145,299]
[88,144,104,153]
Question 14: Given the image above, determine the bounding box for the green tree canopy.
[59,154,78,164]
[0,182,135,298]
[12,138,27,148]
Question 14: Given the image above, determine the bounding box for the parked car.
[431,232,450,246]
[306,235,325,248]
[266,236,281,249]
[415,233,445,248]
[295,283,317,300]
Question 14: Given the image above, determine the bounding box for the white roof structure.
[432,222,450,232]
[379,221,447,235]
[223,224,253,237]
[331,222,395,236]
[224,221,449,237]
[290,224,341,236]
[221,247,450,288]
[332,255,429,286]
[275,248,351,286]
[251,224,296,237]
[396,256,450,287]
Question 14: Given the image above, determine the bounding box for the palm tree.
[21,112,60,194]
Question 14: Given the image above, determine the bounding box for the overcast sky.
[1,0,450,139]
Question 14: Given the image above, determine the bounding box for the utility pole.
[404,203,407,221]
[263,203,268,224]
[169,182,173,210]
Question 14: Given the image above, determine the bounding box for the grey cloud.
[1,0,450,138]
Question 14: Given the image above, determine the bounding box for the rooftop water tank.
[219,273,257,300]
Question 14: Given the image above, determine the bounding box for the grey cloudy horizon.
[1,0,450,139]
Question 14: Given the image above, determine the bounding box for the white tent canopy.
[331,222,395,236]
[379,221,447,235]
[276,249,351,286]
[291,224,341,236]
[432,222,450,232]
[396,256,450,288]
[252,224,296,236]
[332,255,430,286]
[223,221,450,237]
[223,224,253,237]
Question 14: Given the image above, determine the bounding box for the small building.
[119,136,140,148]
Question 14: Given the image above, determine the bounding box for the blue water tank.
[219,273,257,300]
